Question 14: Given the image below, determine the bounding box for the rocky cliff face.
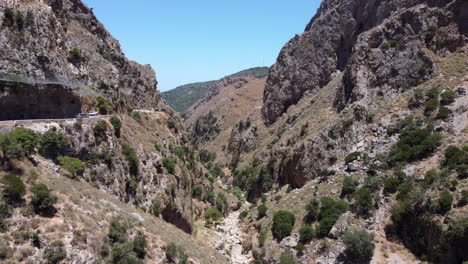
[0,0,159,119]
[262,0,467,125]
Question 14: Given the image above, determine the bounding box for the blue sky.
[82,1,321,91]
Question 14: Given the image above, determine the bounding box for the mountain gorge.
[0,0,467,263]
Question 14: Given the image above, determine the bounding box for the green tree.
[93,120,108,136]
[2,174,26,202]
[110,116,122,137]
[342,229,375,263]
[30,184,58,213]
[57,156,85,178]
[272,211,295,241]
[39,128,67,159]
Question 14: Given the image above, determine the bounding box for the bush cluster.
[2,174,26,202]
[443,145,468,178]
[387,126,441,166]
[57,156,85,178]
[257,204,268,219]
[299,225,316,243]
[107,217,147,264]
[272,210,295,241]
[31,184,58,214]
[317,197,348,237]
[342,229,375,263]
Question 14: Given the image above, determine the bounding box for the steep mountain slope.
[0,0,158,120]
[184,76,266,164]
[0,0,233,263]
[162,67,269,114]
[187,0,468,263]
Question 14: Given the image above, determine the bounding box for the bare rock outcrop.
[262,0,468,125]
[0,0,159,118]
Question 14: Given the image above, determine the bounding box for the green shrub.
[108,217,128,244]
[421,168,438,189]
[257,204,268,219]
[342,229,375,263]
[317,197,348,237]
[424,87,440,116]
[96,96,112,114]
[25,10,34,27]
[15,10,24,30]
[272,211,295,241]
[39,128,67,159]
[192,185,203,198]
[111,242,139,264]
[0,127,39,160]
[0,203,12,219]
[0,218,8,232]
[279,250,297,264]
[165,242,178,261]
[384,177,401,195]
[2,174,26,202]
[305,198,320,222]
[460,190,468,206]
[109,116,122,137]
[239,211,248,219]
[440,90,456,105]
[57,156,85,178]
[437,106,452,119]
[163,156,176,174]
[44,240,66,264]
[93,120,107,137]
[130,112,142,124]
[352,188,374,215]
[216,192,228,214]
[70,48,83,61]
[210,163,225,178]
[345,152,361,163]
[438,190,453,214]
[174,146,186,160]
[153,141,162,151]
[443,145,468,178]
[151,201,161,216]
[0,247,8,259]
[204,208,222,222]
[30,184,58,213]
[341,176,358,197]
[387,127,441,166]
[299,225,316,243]
[3,8,15,26]
[133,233,147,259]
[122,144,139,176]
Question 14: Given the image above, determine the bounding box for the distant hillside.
[162,67,269,114]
